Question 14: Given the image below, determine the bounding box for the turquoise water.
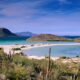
[23,45,80,57]
[0,36,76,45]
[0,37,80,57]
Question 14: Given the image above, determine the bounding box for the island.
[27,34,72,41]
[74,38,80,42]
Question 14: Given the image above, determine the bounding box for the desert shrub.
[6,64,27,80]
[12,48,21,50]
[0,50,9,65]
[59,56,70,59]
[76,55,79,57]
[0,51,80,80]
[0,48,3,50]
[13,54,39,67]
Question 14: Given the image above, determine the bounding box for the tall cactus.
[48,48,51,71]
[46,48,51,80]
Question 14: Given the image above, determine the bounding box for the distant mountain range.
[15,32,36,36]
[0,28,80,42]
[0,28,16,37]
[0,28,36,37]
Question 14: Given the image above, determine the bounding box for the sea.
[0,36,80,57]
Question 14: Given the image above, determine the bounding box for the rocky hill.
[0,28,16,37]
[74,38,80,42]
[27,34,72,41]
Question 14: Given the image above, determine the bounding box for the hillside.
[27,34,72,41]
[0,28,16,37]
[74,38,80,42]
[15,32,36,36]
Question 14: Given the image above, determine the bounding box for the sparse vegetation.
[12,48,21,50]
[59,56,70,59]
[76,55,80,58]
[0,50,80,80]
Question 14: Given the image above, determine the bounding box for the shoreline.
[0,43,80,63]
[0,43,80,54]
[27,55,80,63]
[27,55,59,60]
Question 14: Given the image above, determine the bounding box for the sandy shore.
[27,55,59,60]
[0,43,80,62]
[0,43,80,54]
[27,55,80,63]
[21,43,80,50]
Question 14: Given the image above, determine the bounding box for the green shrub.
[59,56,70,59]
[6,64,27,80]
[12,48,21,50]
[0,52,80,80]
[76,55,79,58]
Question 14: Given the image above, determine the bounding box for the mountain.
[16,32,36,36]
[27,34,72,41]
[0,28,16,37]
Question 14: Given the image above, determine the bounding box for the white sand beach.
[0,43,80,62]
[0,43,80,54]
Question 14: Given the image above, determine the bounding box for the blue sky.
[0,0,80,35]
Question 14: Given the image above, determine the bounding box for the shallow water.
[23,45,80,57]
[0,37,80,57]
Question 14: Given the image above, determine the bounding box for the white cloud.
[0,0,79,34]
[0,0,43,17]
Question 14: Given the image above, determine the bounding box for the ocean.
[0,36,80,57]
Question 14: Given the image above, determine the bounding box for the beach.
[27,55,80,63]
[1,43,80,54]
[0,43,80,62]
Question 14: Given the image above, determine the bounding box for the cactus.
[46,48,51,80]
[48,48,51,71]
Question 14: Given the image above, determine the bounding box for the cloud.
[0,0,44,17]
[0,0,78,18]
[0,0,80,35]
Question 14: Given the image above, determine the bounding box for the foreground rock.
[27,34,72,41]
[0,74,6,80]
